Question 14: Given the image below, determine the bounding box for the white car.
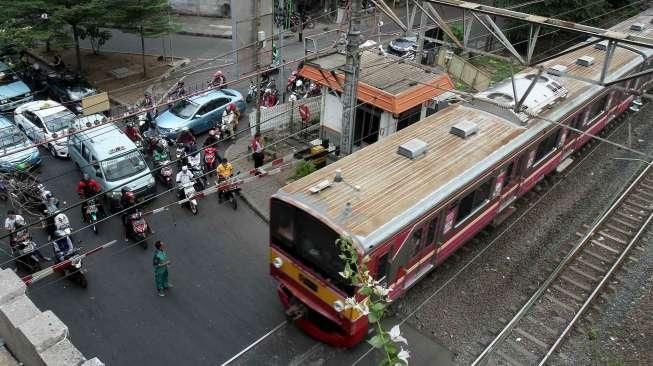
[14,100,76,158]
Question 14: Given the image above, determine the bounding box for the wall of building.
[321,92,343,133]
[0,269,103,366]
[169,0,230,17]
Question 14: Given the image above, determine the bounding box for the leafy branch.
[336,236,410,365]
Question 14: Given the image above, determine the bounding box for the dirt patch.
[30,47,175,105]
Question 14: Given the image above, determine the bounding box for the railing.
[436,48,492,91]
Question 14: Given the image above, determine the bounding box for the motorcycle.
[286,71,300,92]
[175,144,186,169]
[181,181,199,215]
[153,149,174,188]
[204,147,218,174]
[11,229,43,274]
[187,152,206,190]
[219,172,241,210]
[125,210,150,249]
[85,198,100,234]
[290,14,315,33]
[246,80,256,103]
[53,247,87,288]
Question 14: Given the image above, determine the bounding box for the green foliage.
[292,160,316,180]
[79,24,112,55]
[471,56,523,84]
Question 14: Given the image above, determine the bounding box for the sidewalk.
[224,136,296,223]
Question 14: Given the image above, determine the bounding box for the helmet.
[181,127,190,133]
[177,80,184,86]
[209,129,216,136]
[228,103,236,111]
[265,88,272,94]
[124,191,135,203]
[82,173,90,181]
[182,165,188,172]
[295,79,303,88]
[156,138,168,149]
[121,186,132,194]
[214,71,223,78]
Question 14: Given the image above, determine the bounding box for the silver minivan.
[68,121,156,211]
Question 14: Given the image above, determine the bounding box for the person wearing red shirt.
[76,174,102,221]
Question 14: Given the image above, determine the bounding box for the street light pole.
[340,0,362,156]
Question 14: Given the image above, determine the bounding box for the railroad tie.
[604,223,633,236]
[524,315,558,337]
[544,293,576,312]
[495,350,525,366]
[614,211,643,226]
[575,257,606,273]
[583,248,610,263]
[568,265,600,282]
[590,239,620,254]
[552,284,584,303]
[514,328,548,349]
[560,275,592,292]
[597,230,628,245]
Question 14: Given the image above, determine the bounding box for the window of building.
[456,179,493,225]
[534,131,559,164]
[585,95,608,125]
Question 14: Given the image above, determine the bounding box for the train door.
[403,215,440,290]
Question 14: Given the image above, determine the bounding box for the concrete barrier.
[0,269,103,366]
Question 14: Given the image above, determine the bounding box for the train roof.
[275,9,653,253]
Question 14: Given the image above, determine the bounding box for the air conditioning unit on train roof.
[450,121,479,139]
[547,64,568,76]
[576,55,595,67]
[397,138,428,160]
[594,41,609,51]
[630,23,645,31]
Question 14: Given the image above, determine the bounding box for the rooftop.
[299,50,454,113]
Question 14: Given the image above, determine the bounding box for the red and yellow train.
[269,10,653,347]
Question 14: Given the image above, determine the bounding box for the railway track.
[472,162,653,366]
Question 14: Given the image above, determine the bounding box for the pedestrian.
[153,241,172,297]
[252,132,264,173]
[53,54,65,71]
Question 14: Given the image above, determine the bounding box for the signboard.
[81,92,110,116]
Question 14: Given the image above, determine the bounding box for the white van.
[68,121,155,211]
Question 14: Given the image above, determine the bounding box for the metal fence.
[248,95,322,141]
[436,48,491,91]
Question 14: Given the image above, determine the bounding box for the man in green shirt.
[153,241,172,297]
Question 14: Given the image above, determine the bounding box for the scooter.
[219,173,241,210]
[187,152,206,190]
[246,80,256,103]
[53,247,87,288]
[10,229,43,274]
[219,112,236,140]
[85,198,100,234]
[175,144,186,169]
[181,181,198,215]
[125,210,150,249]
[52,230,87,288]
[204,147,218,174]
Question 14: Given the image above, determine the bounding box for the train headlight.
[333,300,345,313]
[272,257,283,269]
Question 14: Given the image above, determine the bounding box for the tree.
[79,24,112,55]
[109,0,178,77]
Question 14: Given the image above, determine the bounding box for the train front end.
[268,197,368,348]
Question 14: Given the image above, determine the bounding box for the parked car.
[44,72,97,114]
[0,61,34,111]
[13,100,76,158]
[0,116,40,172]
[388,36,437,63]
[156,89,245,139]
[68,122,156,211]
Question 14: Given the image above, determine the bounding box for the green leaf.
[371,302,386,312]
[368,311,380,323]
[383,343,397,355]
[367,334,385,349]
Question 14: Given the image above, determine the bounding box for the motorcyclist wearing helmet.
[221,104,239,140]
[212,70,226,88]
[176,127,197,153]
[175,165,195,199]
[120,187,137,224]
[124,121,142,142]
[262,88,278,107]
[152,139,169,164]
[40,193,60,239]
[203,129,220,148]
[77,174,102,221]
[170,80,186,99]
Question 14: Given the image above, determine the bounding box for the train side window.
[426,217,438,245]
[504,161,514,182]
[376,252,390,283]
[533,130,559,164]
[456,179,492,225]
[409,228,423,256]
[585,95,608,125]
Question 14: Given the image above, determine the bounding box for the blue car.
[0,62,33,111]
[0,116,40,172]
[155,89,245,139]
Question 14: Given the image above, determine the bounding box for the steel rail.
[472,161,653,365]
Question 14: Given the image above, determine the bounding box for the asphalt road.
[0,136,287,365]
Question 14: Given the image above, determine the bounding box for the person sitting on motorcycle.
[175,165,195,199]
[40,193,60,239]
[294,79,304,94]
[212,70,226,88]
[170,80,186,99]
[176,127,196,153]
[5,209,26,236]
[152,139,169,164]
[120,187,137,223]
[52,224,74,263]
[124,121,142,143]
[216,158,234,202]
[221,106,238,139]
[11,222,50,262]
[203,129,220,148]
[261,88,278,107]
[76,174,102,221]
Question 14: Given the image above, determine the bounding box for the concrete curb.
[224,142,270,224]
[0,269,104,366]
[177,31,232,39]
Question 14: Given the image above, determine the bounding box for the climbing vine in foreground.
[336,236,410,366]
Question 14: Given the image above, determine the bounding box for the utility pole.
[340,0,362,156]
[416,1,427,56]
[255,0,262,133]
